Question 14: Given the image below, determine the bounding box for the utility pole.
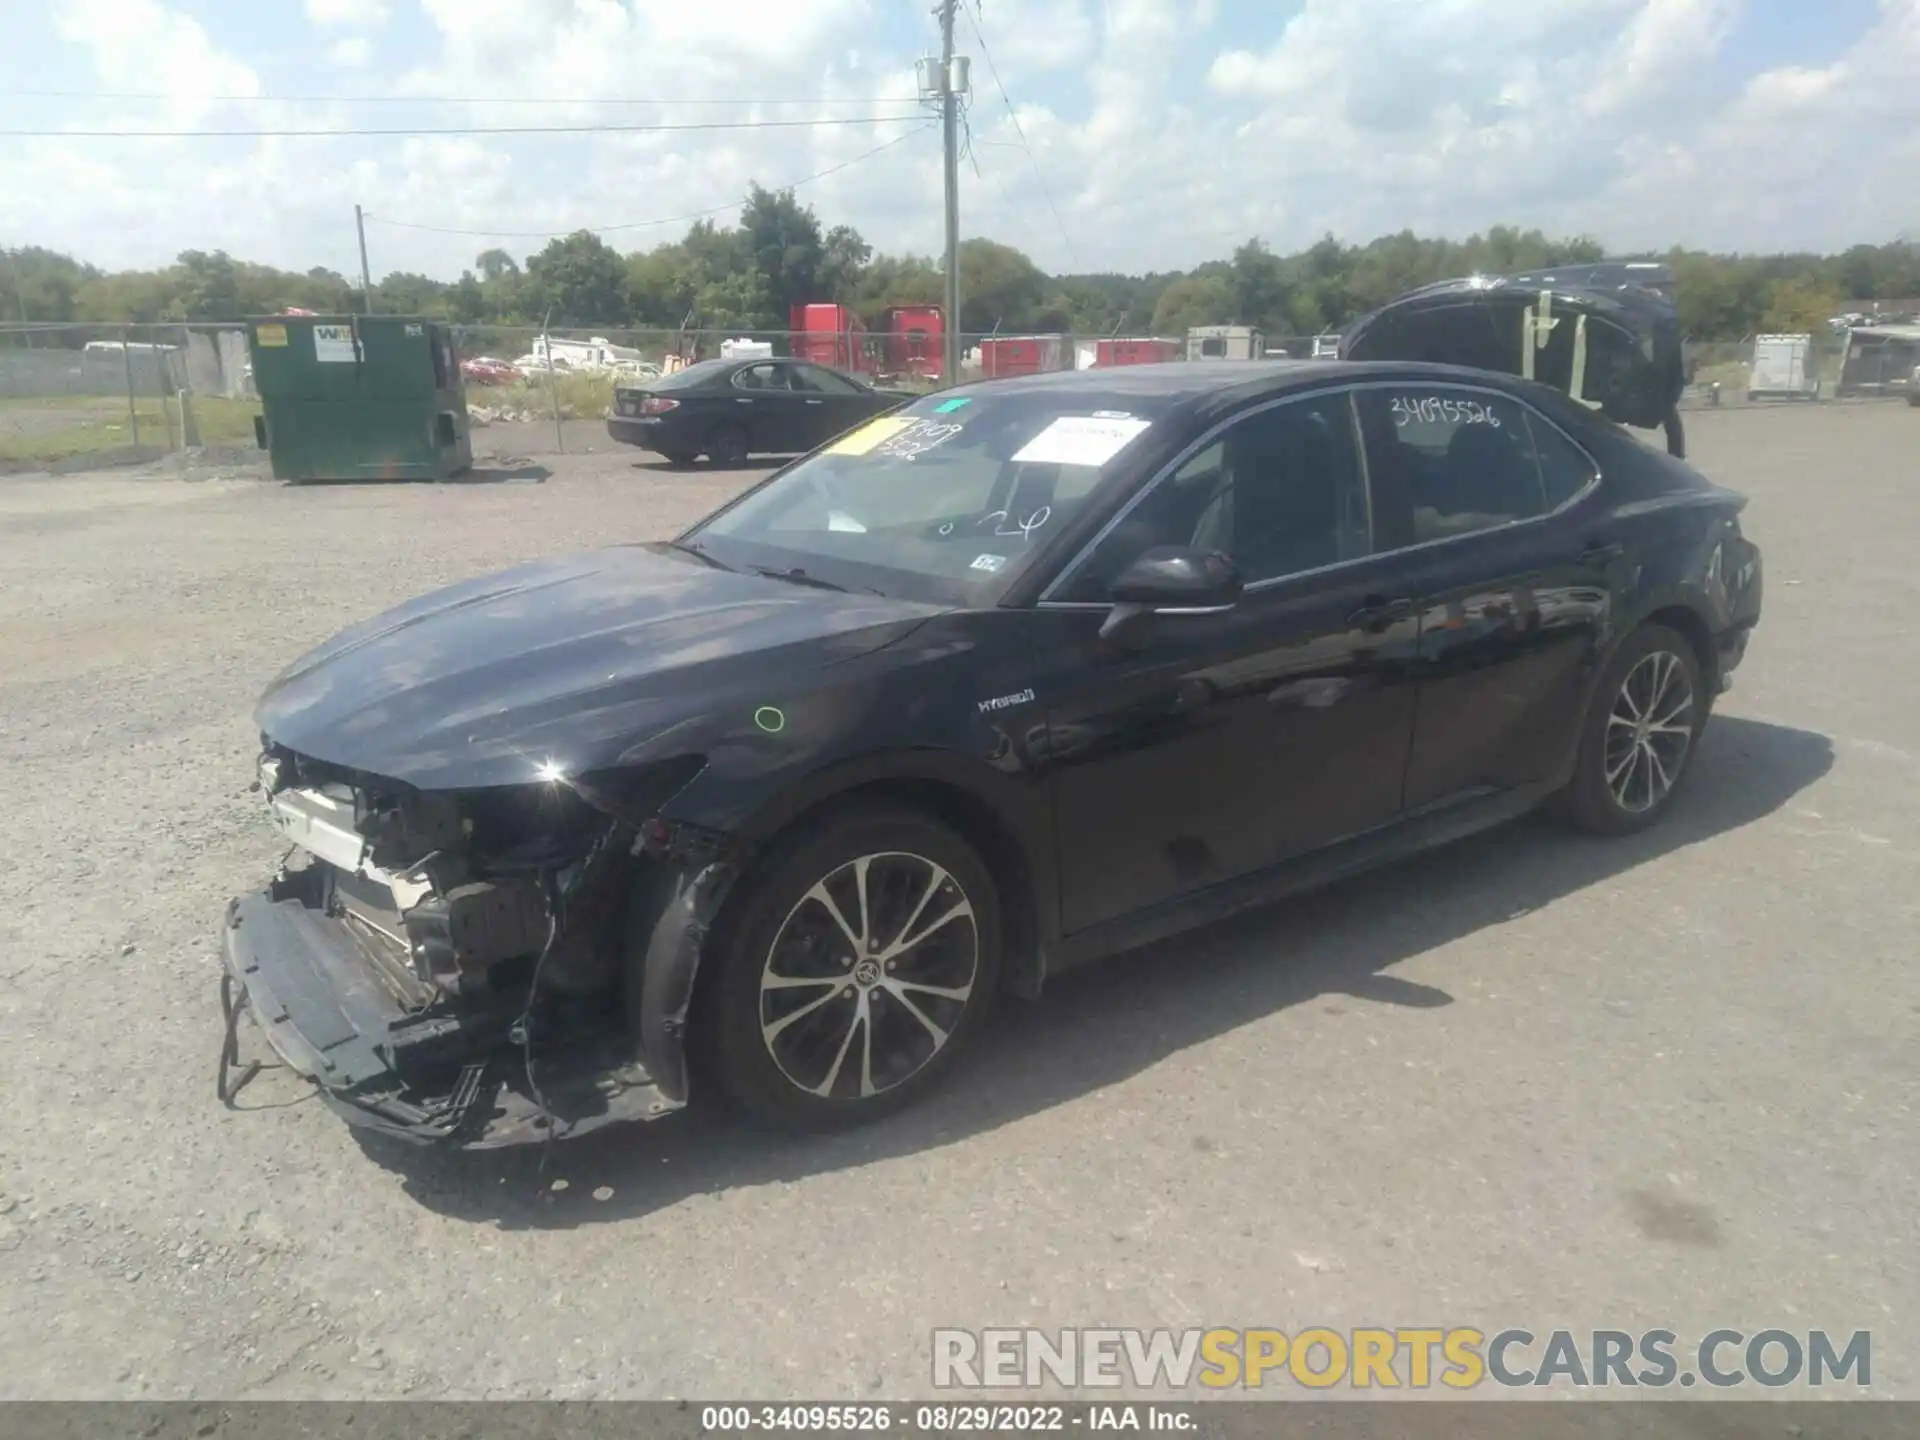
[937,0,963,386]
[355,204,375,315]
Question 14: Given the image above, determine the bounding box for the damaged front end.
[219,745,732,1147]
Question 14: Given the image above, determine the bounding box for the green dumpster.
[247,315,473,482]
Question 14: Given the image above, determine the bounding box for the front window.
[1053,392,1370,603]
[683,391,1173,602]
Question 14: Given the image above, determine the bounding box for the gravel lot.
[0,405,1915,1401]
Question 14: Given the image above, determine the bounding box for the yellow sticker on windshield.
[826,415,917,455]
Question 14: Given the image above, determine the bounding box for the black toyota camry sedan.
[607,357,913,466]
[222,360,1762,1148]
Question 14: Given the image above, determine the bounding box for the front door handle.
[804,398,824,405]
[1347,596,1414,632]
[1578,540,1624,565]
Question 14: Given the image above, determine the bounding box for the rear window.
[646,360,732,390]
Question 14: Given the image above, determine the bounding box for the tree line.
[5,183,1917,342]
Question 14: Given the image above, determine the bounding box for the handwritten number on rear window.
[1392,395,1502,428]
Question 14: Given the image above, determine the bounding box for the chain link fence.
[0,322,259,471]
[7,320,1910,468]
[451,326,1340,440]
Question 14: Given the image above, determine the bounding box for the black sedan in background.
[224,360,1761,1150]
[608,357,913,466]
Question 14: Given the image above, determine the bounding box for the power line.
[964,0,1081,272]
[0,115,906,139]
[363,126,934,239]
[5,87,921,107]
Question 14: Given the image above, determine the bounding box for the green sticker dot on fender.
[754,706,787,734]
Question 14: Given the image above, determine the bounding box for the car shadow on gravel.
[362,714,1833,1228]
[626,457,791,474]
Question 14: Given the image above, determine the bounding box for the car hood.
[256,543,943,789]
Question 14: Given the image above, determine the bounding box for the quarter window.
[1055,393,1369,600]
[1524,411,1599,509]
[1356,387,1548,549]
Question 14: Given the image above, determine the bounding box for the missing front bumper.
[218,886,685,1148]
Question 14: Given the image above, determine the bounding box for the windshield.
[683,389,1170,602]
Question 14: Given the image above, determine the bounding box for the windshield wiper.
[746,564,890,598]
[747,564,851,593]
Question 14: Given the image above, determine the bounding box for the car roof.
[949,360,1327,401]
[941,358,1553,409]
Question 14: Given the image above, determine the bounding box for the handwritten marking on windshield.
[983,505,1052,542]
[874,419,965,459]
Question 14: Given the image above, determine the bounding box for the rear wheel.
[1556,623,1706,835]
[701,805,1001,1130]
[704,424,749,466]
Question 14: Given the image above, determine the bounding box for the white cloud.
[8,0,1916,282]
[54,0,260,123]
[968,0,1096,76]
[305,0,390,29]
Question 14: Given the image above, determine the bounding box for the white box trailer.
[1188,325,1264,361]
[1748,334,1820,401]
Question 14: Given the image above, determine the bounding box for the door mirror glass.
[1109,546,1241,608]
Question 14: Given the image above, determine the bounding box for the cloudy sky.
[1,0,1914,281]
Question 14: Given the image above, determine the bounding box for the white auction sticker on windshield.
[1012,414,1152,467]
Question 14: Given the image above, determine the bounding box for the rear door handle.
[804,398,824,405]
[1347,596,1414,631]
[1579,541,1624,565]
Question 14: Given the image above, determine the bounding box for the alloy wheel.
[1605,649,1695,814]
[758,851,979,1101]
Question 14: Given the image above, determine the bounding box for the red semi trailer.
[788,303,872,373]
[1095,337,1181,367]
[881,305,945,382]
[979,334,1070,379]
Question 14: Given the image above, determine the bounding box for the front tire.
[1556,623,1706,835]
[702,805,1002,1130]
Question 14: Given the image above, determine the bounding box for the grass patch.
[0,394,261,464]
[469,371,615,419]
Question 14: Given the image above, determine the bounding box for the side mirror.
[1099,546,1241,650]
[1109,546,1242,608]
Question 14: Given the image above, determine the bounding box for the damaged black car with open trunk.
[221,350,1761,1150]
